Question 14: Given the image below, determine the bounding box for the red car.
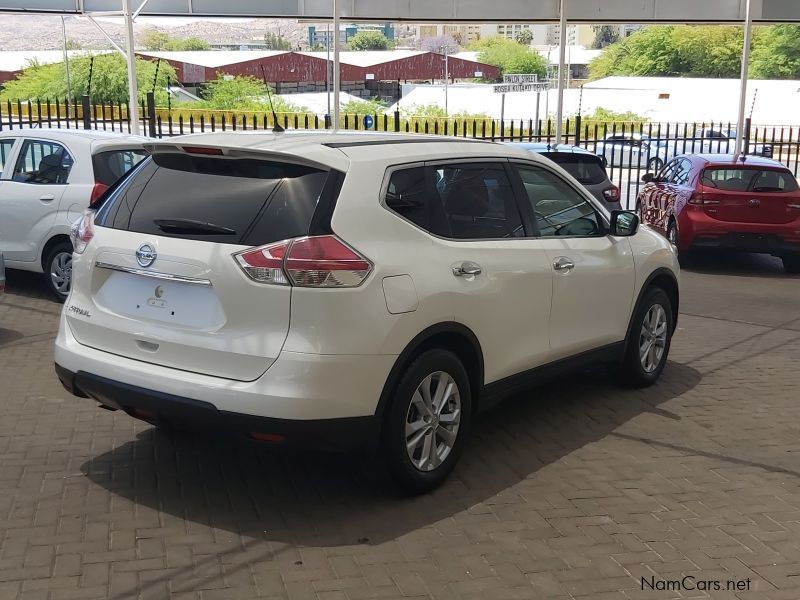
[636,154,800,273]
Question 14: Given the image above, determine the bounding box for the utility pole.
[332,0,340,132]
[122,0,140,135]
[555,0,567,145]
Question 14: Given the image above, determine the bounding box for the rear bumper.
[54,312,397,446]
[679,210,800,255]
[55,364,373,448]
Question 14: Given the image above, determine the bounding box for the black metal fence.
[3,94,799,208]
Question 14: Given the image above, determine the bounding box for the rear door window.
[99,153,330,246]
[545,153,607,185]
[12,139,73,184]
[92,149,148,186]
[701,168,798,192]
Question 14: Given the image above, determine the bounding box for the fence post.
[146,92,156,138]
[574,115,582,147]
[743,117,752,156]
[394,110,401,132]
[81,95,91,130]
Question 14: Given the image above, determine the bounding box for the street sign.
[502,74,540,84]
[363,114,374,129]
[493,82,550,94]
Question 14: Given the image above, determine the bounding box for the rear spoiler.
[143,142,332,171]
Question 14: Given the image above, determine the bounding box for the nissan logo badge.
[136,244,157,268]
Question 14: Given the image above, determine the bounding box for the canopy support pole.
[332,0,340,132]
[122,0,140,135]
[554,0,567,145]
[734,0,754,156]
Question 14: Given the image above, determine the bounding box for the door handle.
[452,261,482,277]
[39,194,55,203]
[553,257,575,272]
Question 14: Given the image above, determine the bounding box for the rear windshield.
[701,168,798,193]
[545,153,607,185]
[92,148,149,186]
[97,154,330,246]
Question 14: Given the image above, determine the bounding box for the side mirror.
[641,172,655,183]
[610,210,640,237]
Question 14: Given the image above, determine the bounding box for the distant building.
[308,23,394,50]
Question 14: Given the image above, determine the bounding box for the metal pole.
[535,91,540,133]
[122,0,140,135]
[555,0,567,145]
[500,93,505,133]
[444,46,449,117]
[332,0,340,133]
[61,16,72,105]
[735,0,753,156]
[326,21,331,121]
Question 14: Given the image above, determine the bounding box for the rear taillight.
[234,235,372,288]
[89,182,109,205]
[688,191,705,205]
[603,185,620,202]
[70,211,95,254]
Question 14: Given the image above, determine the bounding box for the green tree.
[591,25,619,49]
[142,29,171,50]
[751,25,800,79]
[472,36,547,79]
[0,53,176,104]
[341,98,387,115]
[264,32,292,50]
[348,31,392,51]
[197,74,304,112]
[514,29,534,46]
[167,37,210,51]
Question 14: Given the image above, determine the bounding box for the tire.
[782,254,800,274]
[666,220,688,267]
[648,157,664,173]
[614,287,674,388]
[44,241,74,303]
[382,349,472,495]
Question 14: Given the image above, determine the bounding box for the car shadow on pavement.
[80,360,701,548]
[0,328,24,346]
[684,251,792,278]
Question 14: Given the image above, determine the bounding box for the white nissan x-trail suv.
[55,132,680,493]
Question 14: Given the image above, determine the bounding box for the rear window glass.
[545,153,607,185]
[701,168,798,192]
[92,149,148,186]
[99,153,329,246]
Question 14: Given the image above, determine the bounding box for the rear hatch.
[69,148,333,381]
[699,166,800,224]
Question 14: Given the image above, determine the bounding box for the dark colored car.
[509,143,621,211]
[636,154,800,272]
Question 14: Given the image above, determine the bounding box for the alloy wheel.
[405,371,461,472]
[639,304,668,373]
[50,251,72,296]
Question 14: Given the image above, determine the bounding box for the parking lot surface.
[1,254,799,600]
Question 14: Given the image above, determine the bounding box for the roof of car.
[686,153,789,169]
[147,131,541,171]
[509,142,600,157]
[3,128,147,142]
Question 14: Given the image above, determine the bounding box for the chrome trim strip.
[94,261,213,286]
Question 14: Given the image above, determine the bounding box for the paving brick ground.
[1,252,799,600]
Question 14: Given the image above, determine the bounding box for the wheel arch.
[372,322,484,447]
[626,268,680,347]
[40,234,73,271]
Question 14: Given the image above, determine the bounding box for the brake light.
[688,191,704,205]
[182,146,224,155]
[603,185,620,201]
[234,235,372,288]
[70,211,95,254]
[90,182,109,205]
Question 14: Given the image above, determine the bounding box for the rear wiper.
[153,219,237,235]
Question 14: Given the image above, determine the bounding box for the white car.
[55,132,680,493]
[594,132,672,172]
[0,129,148,301]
